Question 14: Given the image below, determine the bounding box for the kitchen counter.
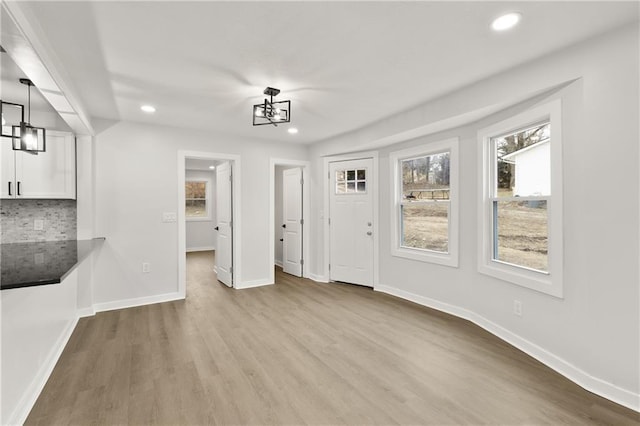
[1,238,104,290]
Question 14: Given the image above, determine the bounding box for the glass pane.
[401,152,450,200]
[346,170,355,180]
[346,182,356,192]
[336,181,346,194]
[357,169,366,180]
[186,181,206,199]
[493,122,550,197]
[401,202,449,253]
[493,200,548,271]
[357,181,366,192]
[186,200,207,217]
[336,170,345,181]
[1,102,23,137]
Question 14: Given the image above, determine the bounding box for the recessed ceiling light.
[140,105,156,113]
[288,128,299,134]
[209,165,215,170]
[491,12,521,31]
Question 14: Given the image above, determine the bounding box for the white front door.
[282,167,303,277]
[215,161,233,287]
[329,158,374,287]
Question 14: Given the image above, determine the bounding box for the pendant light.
[12,78,46,153]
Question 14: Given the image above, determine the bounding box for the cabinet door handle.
[17,181,21,196]
[8,182,11,196]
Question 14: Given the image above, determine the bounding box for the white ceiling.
[7,1,638,144]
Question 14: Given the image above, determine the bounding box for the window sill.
[392,247,458,268]
[478,261,562,298]
[186,217,213,222]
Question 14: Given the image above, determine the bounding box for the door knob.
[366,231,372,236]
[214,226,219,231]
[367,222,372,226]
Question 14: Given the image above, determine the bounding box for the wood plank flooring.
[26,251,639,425]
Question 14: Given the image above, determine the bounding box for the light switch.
[34,219,44,230]
[162,212,177,223]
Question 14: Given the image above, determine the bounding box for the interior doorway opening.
[178,151,241,297]
[270,158,310,284]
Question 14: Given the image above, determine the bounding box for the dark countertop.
[1,238,105,290]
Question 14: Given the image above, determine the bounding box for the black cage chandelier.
[252,87,290,127]
[12,79,46,153]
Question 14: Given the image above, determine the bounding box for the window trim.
[185,178,212,222]
[390,137,459,267]
[477,100,563,298]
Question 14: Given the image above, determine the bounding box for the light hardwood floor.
[26,251,639,425]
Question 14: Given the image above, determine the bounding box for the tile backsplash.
[1,199,77,243]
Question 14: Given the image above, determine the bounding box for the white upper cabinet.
[1,130,76,199]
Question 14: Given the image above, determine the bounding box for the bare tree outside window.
[400,151,450,252]
[186,181,207,217]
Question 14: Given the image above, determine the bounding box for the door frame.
[323,151,379,286]
[178,150,241,297]
[269,158,310,284]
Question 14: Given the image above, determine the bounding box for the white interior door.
[329,158,374,287]
[215,161,233,287]
[282,167,303,277]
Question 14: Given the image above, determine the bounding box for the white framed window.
[185,179,212,221]
[478,100,563,297]
[390,137,459,267]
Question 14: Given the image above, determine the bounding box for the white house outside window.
[478,100,563,297]
[390,138,459,267]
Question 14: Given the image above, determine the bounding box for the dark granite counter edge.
[1,237,105,291]
[59,237,105,283]
[1,278,61,290]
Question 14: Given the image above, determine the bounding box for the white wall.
[76,135,96,314]
[309,24,639,408]
[93,122,308,305]
[185,169,216,252]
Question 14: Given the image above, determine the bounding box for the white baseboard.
[374,284,640,413]
[7,317,78,426]
[274,259,283,268]
[308,273,329,283]
[235,278,274,290]
[93,292,184,313]
[77,306,96,318]
[186,246,215,253]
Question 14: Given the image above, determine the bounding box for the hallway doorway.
[178,151,241,297]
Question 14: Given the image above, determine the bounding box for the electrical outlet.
[142,262,151,273]
[513,300,523,317]
[34,219,44,231]
[34,253,45,265]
